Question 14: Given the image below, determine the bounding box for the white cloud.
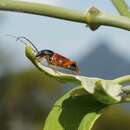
[18,0,60,5]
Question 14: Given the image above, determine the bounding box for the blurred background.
[0,0,130,130]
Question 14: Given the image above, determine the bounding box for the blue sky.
[0,0,130,70]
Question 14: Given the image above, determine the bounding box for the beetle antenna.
[16,36,39,53]
[3,34,39,53]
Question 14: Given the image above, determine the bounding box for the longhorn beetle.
[6,35,80,74]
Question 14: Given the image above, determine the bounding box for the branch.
[114,75,130,84]
[111,0,130,17]
[0,1,130,31]
[0,0,85,23]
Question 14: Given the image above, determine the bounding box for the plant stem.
[114,75,130,103]
[0,0,130,31]
[122,86,130,94]
[0,0,85,23]
[89,11,130,31]
[111,0,130,17]
[114,75,130,84]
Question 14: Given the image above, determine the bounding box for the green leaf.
[25,45,123,104]
[25,45,81,84]
[94,80,122,104]
[24,41,126,130]
[43,86,107,130]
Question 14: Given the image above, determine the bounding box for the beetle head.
[36,50,54,58]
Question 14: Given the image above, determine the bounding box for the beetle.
[8,35,80,74]
[36,49,80,74]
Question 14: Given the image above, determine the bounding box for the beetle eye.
[36,51,43,57]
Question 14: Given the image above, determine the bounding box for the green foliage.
[43,86,106,130]
[26,45,125,104]
[1,0,130,31]
[0,1,130,130]
[112,0,130,17]
[25,44,130,130]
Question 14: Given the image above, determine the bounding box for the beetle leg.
[36,56,45,62]
[48,64,58,72]
[53,65,58,72]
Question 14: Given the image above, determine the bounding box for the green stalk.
[0,0,85,23]
[0,1,130,31]
[111,0,130,17]
[122,86,130,94]
[114,75,130,84]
